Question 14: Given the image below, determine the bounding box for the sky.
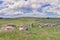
[0,0,60,18]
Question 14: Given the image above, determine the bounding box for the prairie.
[0,17,60,40]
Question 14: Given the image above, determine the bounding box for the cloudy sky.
[0,0,60,18]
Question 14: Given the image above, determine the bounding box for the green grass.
[0,17,60,40]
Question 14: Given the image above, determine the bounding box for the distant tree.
[46,17,50,19]
[0,17,3,19]
[25,0,27,1]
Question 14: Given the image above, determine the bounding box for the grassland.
[0,17,60,40]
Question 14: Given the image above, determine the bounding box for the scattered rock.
[29,23,34,28]
[19,25,28,31]
[39,23,48,28]
[0,22,60,32]
[39,23,60,28]
[0,24,16,32]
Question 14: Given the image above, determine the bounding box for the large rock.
[39,23,60,28]
[0,24,16,32]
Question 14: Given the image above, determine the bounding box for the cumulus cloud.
[0,0,60,18]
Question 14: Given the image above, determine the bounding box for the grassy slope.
[0,18,60,40]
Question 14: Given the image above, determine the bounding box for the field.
[0,17,60,40]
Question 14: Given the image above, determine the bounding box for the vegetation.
[0,17,60,40]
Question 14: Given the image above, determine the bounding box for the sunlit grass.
[0,18,60,40]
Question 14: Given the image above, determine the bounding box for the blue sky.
[0,1,3,4]
[0,0,60,18]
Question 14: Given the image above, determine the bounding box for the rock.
[29,23,34,28]
[19,25,28,31]
[39,22,60,28]
[39,23,48,28]
[6,24,16,27]
[0,24,16,32]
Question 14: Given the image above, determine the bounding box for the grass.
[0,17,60,40]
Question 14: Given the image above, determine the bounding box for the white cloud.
[0,0,60,18]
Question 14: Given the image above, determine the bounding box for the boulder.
[0,24,16,32]
[19,25,28,31]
